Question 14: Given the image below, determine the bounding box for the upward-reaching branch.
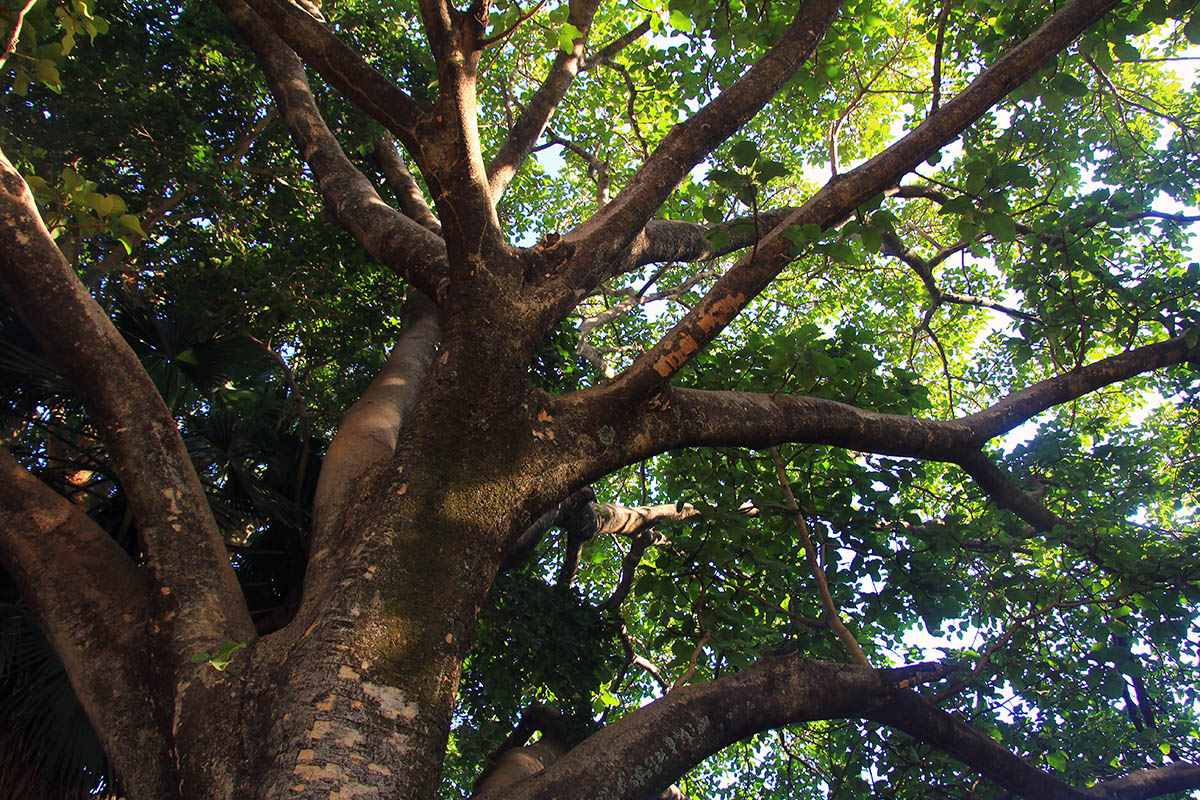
[218,0,450,300]
[0,149,254,649]
[486,0,606,200]
[594,0,1120,400]
[310,291,443,548]
[236,0,425,143]
[560,0,841,280]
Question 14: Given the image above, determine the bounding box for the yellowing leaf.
[118,214,146,236]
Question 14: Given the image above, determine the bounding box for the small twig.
[250,336,312,509]
[582,17,651,68]
[669,631,710,691]
[929,0,952,114]
[0,0,38,73]
[477,0,549,48]
[769,447,870,666]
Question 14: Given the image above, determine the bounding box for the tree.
[2,0,1200,796]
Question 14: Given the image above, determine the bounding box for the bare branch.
[0,0,37,73]
[545,130,610,208]
[928,0,952,113]
[502,486,596,574]
[560,0,839,273]
[879,228,1042,323]
[498,650,1199,800]
[582,18,652,69]
[585,0,1122,399]
[498,655,1051,800]
[769,447,870,666]
[376,136,444,235]
[218,0,449,300]
[477,0,549,48]
[956,450,1066,531]
[487,0,605,199]
[0,149,254,647]
[595,528,663,613]
[959,333,1199,441]
[619,208,802,273]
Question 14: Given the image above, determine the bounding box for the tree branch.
[0,149,254,648]
[617,207,802,273]
[586,0,1122,400]
[487,0,605,199]
[502,486,596,574]
[959,333,1200,441]
[0,448,169,789]
[234,0,425,141]
[956,450,1066,531]
[769,447,869,666]
[495,652,1198,800]
[311,291,443,546]
[879,228,1042,323]
[218,0,449,300]
[560,0,840,278]
[376,136,444,235]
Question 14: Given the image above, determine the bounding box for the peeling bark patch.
[311,719,334,739]
[293,761,343,781]
[367,764,393,776]
[699,292,747,332]
[653,334,700,377]
[339,666,360,680]
[362,681,418,721]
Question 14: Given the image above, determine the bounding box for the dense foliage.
[2,0,1200,797]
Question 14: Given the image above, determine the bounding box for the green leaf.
[1046,751,1067,771]
[860,227,882,254]
[705,228,730,251]
[1185,11,1200,45]
[118,213,146,236]
[1054,73,1090,97]
[730,140,758,168]
[985,212,1017,242]
[557,23,581,53]
[667,9,693,32]
[1111,41,1140,61]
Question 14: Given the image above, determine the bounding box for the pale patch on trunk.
[362,681,419,722]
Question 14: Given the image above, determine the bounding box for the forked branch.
[593,0,1121,400]
[561,0,841,275]
[0,149,254,648]
[218,0,449,300]
[487,0,605,199]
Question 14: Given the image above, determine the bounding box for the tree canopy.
[1,0,1200,798]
